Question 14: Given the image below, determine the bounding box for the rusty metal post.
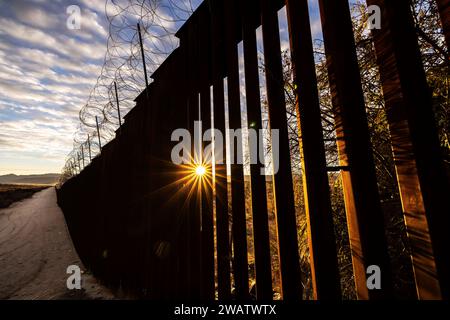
[171,33,191,298]
[240,0,273,300]
[95,116,102,152]
[367,0,450,299]
[260,0,302,300]
[87,134,92,161]
[77,152,81,172]
[224,0,250,300]
[197,8,215,300]
[137,23,149,96]
[81,145,85,168]
[285,0,341,300]
[114,81,122,127]
[200,87,215,300]
[209,0,232,300]
[318,0,393,299]
[185,17,202,300]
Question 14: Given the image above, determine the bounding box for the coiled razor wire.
[60,0,197,183]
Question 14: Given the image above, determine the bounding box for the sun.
[195,165,206,176]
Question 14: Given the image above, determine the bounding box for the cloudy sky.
[0,0,322,175]
[0,0,111,175]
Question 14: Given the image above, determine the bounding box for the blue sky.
[0,0,322,175]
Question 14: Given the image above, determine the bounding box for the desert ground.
[0,187,114,299]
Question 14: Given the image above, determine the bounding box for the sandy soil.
[0,187,115,300]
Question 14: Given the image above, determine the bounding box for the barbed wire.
[60,0,195,184]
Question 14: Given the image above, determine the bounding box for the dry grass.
[0,184,48,209]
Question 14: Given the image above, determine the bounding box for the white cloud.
[310,17,323,40]
[81,9,108,39]
[0,17,106,60]
[13,6,59,29]
[0,2,107,174]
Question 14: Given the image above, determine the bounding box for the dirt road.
[0,187,114,299]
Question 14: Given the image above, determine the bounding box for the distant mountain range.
[0,173,60,185]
